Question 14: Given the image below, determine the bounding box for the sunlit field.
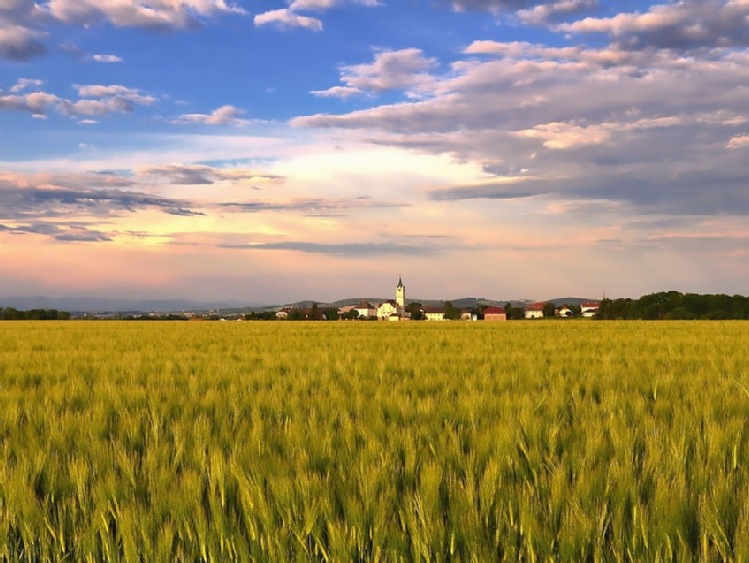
[1,321,749,561]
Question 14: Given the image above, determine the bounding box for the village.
[273,277,601,321]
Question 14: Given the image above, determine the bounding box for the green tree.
[406,302,424,321]
[444,301,461,320]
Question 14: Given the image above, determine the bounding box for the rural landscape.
[4,0,749,560]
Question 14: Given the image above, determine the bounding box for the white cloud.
[0,24,46,61]
[44,0,246,28]
[556,1,749,49]
[0,0,245,60]
[727,135,749,149]
[9,78,44,93]
[1,83,156,118]
[254,0,379,32]
[253,9,323,30]
[173,104,249,126]
[91,54,123,63]
[313,48,438,98]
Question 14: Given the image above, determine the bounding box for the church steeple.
[396,275,406,313]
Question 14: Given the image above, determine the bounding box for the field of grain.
[1,321,749,561]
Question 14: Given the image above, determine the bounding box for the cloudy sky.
[2,0,749,304]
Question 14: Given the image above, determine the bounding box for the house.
[275,308,291,319]
[459,308,476,321]
[525,303,545,319]
[377,300,399,320]
[581,301,600,318]
[353,299,376,319]
[338,305,356,317]
[483,306,507,321]
[556,306,574,318]
[423,306,446,321]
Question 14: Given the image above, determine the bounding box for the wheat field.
[1,321,748,561]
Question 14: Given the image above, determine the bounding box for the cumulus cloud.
[312,48,438,98]
[43,0,246,29]
[0,24,46,61]
[727,134,749,149]
[0,0,245,61]
[253,9,323,30]
[0,82,156,119]
[295,34,749,217]
[172,105,249,126]
[9,78,44,93]
[557,1,749,49]
[518,0,596,24]
[254,0,379,31]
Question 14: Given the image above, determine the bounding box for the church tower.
[396,276,406,315]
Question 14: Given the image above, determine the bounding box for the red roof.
[527,303,546,311]
[483,306,505,315]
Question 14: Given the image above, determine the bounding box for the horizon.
[3,1,749,301]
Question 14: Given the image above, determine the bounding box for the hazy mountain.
[0,296,260,313]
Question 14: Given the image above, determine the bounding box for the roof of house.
[527,303,546,311]
[422,306,445,314]
[581,301,601,308]
[483,306,506,315]
[355,299,374,309]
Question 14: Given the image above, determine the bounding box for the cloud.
[312,48,438,98]
[43,0,246,29]
[446,0,564,12]
[138,164,285,185]
[557,1,749,50]
[219,196,406,214]
[0,0,245,61]
[221,241,435,256]
[289,0,380,9]
[0,170,204,220]
[253,9,323,30]
[295,37,749,217]
[254,1,379,31]
[172,105,249,126]
[9,78,44,93]
[0,83,155,118]
[0,5,44,46]
[91,54,123,63]
[518,0,597,24]
[727,134,749,149]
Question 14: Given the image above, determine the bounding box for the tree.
[323,307,339,321]
[543,303,556,318]
[406,302,424,321]
[444,301,461,320]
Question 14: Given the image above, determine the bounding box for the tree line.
[597,292,749,320]
[0,307,71,320]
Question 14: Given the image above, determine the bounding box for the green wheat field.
[1,321,749,561]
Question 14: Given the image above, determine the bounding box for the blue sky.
[2,1,749,304]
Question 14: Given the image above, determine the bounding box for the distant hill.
[0,296,259,314]
[544,297,601,306]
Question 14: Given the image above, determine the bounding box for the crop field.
[1,321,749,561]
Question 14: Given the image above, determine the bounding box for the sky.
[2,0,749,304]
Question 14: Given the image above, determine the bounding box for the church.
[376,276,407,320]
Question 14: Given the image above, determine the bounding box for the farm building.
[483,306,507,321]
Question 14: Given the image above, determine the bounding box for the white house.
[581,301,601,318]
[377,300,399,320]
[354,300,376,319]
[423,306,446,321]
[525,303,545,319]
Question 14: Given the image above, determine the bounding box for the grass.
[0,321,748,560]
